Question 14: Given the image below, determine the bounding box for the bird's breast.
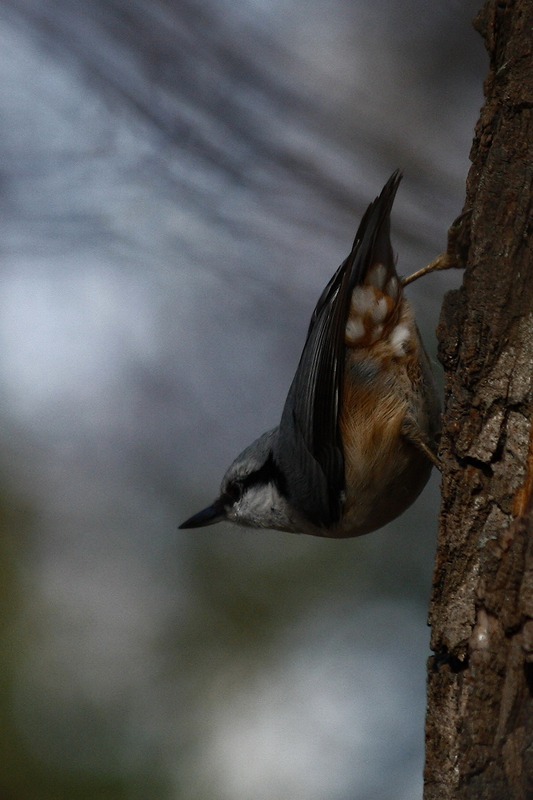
[334,275,432,537]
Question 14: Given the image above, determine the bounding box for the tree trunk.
[424,2,533,798]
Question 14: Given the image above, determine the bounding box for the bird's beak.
[179,497,227,529]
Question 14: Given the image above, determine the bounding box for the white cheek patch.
[235,483,282,528]
[366,263,388,290]
[390,323,411,356]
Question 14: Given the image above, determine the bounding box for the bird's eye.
[225,481,243,503]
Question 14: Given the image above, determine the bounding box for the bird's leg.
[401,418,441,470]
[402,209,472,287]
[414,437,441,471]
[402,252,455,287]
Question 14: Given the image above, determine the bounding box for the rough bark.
[424,2,533,798]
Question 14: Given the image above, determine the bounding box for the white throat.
[229,482,296,532]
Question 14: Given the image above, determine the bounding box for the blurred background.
[0,2,485,798]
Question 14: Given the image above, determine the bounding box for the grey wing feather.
[274,170,402,528]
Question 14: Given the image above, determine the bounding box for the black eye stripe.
[225,482,242,502]
[226,454,286,501]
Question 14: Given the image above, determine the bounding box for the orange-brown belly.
[332,359,432,538]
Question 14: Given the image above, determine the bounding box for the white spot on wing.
[390,323,411,355]
[385,276,399,300]
[345,317,365,342]
[369,324,383,343]
[366,263,387,289]
[372,296,389,324]
[351,286,376,316]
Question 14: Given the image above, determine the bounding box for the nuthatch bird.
[180,171,440,537]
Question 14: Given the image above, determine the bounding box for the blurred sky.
[0,2,486,798]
